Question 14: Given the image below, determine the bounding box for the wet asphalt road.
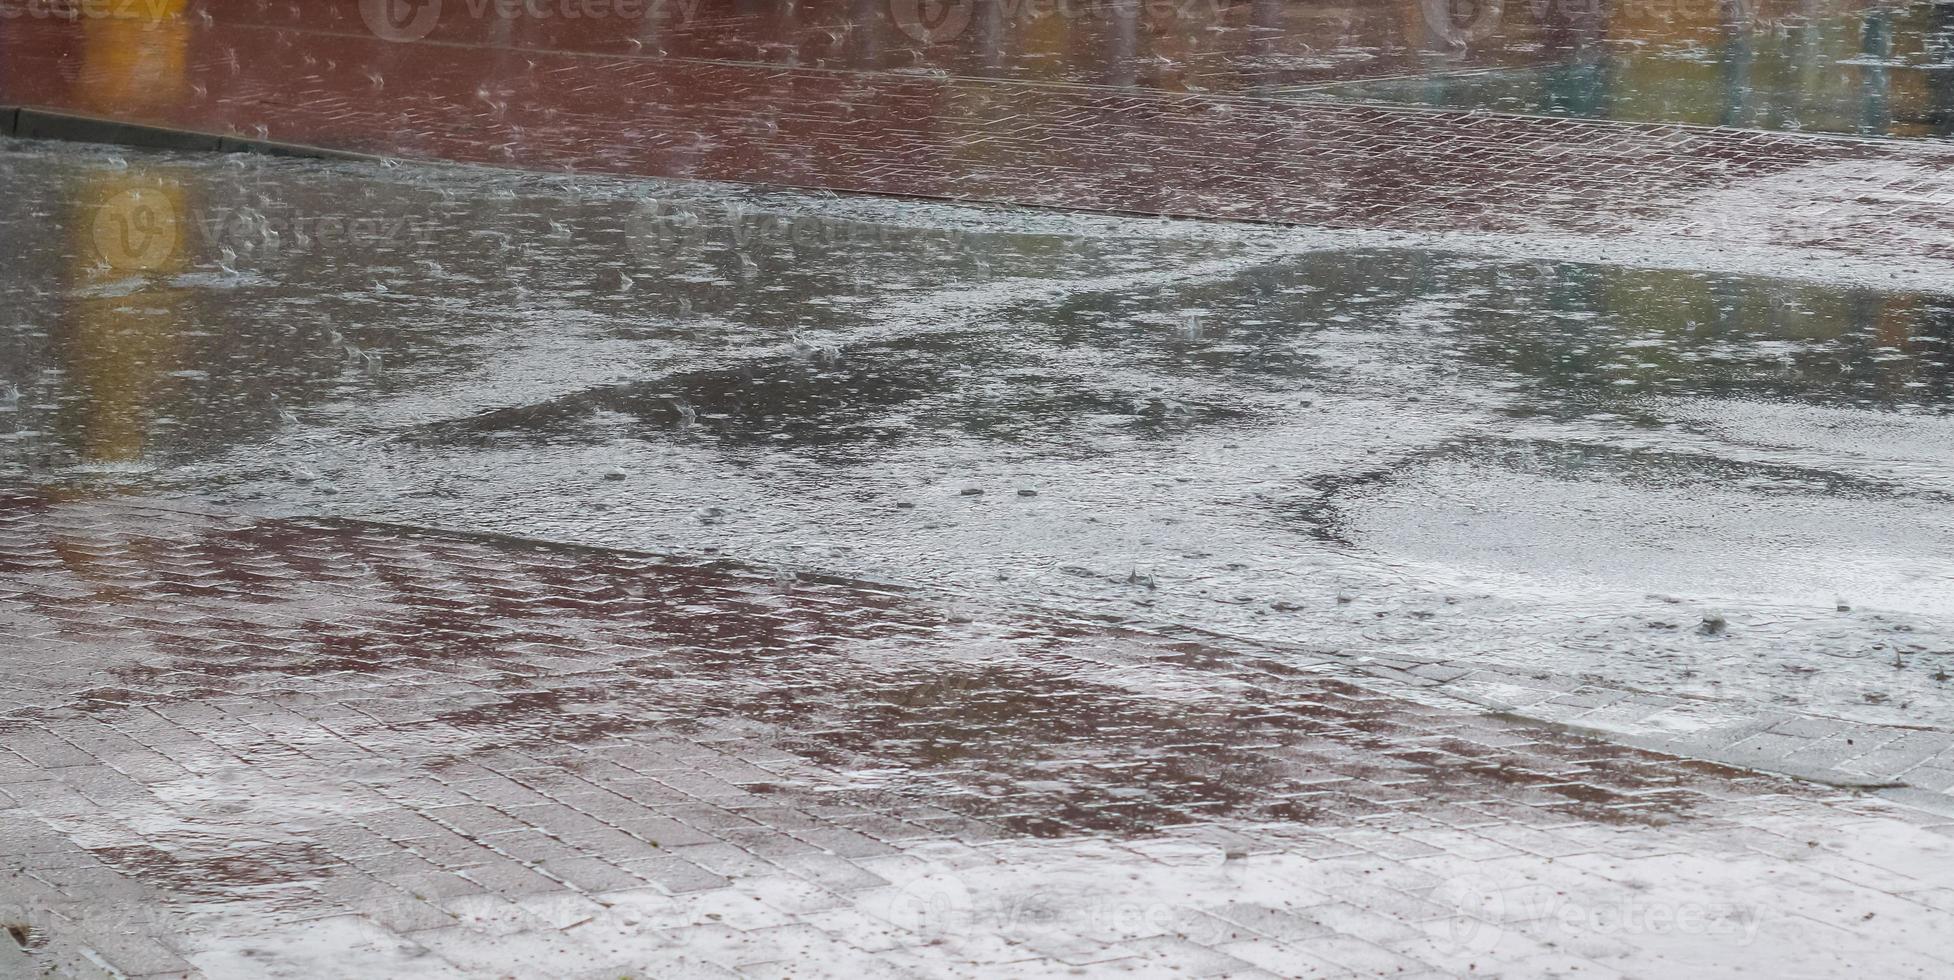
[3,138,1950,746]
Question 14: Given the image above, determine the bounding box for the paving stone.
[3,1,1951,277]
[0,495,1948,977]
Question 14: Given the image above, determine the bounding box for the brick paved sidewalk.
[3,493,1952,978]
[5,8,1952,269]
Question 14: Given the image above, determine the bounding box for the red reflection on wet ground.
[98,0,1587,91]
[4,0,1951,254]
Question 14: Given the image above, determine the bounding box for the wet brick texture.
[91,0,1611,92]
[3,8,1952,265]
[3,493,1953,977]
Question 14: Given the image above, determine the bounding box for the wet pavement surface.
[5,1,1954,271]
[4,140,1949,736]
[3,131,1954,978]
[4,1,1954,977]
[2,494,1953,978]
[9,0,1954,135]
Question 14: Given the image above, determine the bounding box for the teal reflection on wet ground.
[1292,0,1954,139]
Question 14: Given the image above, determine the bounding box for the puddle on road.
[2,137,1951,737]
[3,140,1946,471]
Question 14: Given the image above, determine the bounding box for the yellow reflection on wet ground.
[26,2,200,471]
[72,0,190,115]
[62,166,192,467]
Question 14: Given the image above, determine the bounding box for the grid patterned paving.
[3,493,1953,977]
[3,9,1951,267]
